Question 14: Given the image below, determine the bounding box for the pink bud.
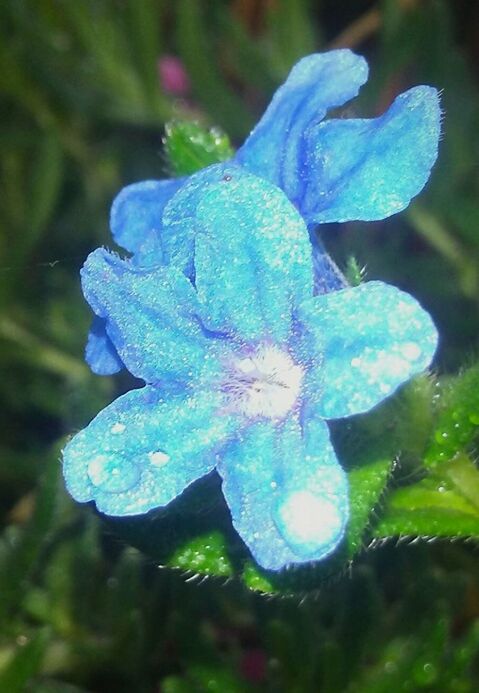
[158,55,191,96]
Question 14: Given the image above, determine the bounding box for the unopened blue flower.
[87,49,440,375]
[63,167,438,571]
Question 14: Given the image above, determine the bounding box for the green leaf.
[374,454,479,540]
[163,666,246,693]
[0,628,50,693]
[124,0,165,110]
[242,561,275,594]
[265,0,318,74]
[164,121,233,177]
[29,131,63,236]
[425,363,479,468]
[216,6,278,93]
[167,531,233,578]
[28,682,91,693]
[60,0,170,123]
[344,256,366,287]
[346,459,393,557]
[0,452,60,623]
[161,676,191,693]
[407,205,474,297]
[346,616,449,692]
[442,454,479,511]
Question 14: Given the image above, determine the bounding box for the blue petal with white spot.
[63,386,238,515]
[217,415,349,571]
[295,281,438,419]
[65,90,441,571]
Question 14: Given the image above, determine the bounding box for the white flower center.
[223,345,303,420]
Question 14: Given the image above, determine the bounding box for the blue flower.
[87,49,441,375]
[63,166,438,571]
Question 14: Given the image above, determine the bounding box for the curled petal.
[161,164,233,275]
[311,238,348,294]
[85,316,123,376]
[236,50,368,204]
[296,281,438,419]
[165,164,313,343]
[217,416,348,571]
[63,386,238,516]
[81,248,210,385]
[302,86,441,224]
[110,178,185,256]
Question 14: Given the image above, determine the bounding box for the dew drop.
[401,342,422,360]
[148,451,170,468]
[88,454,140,493]
[434,430,448,445]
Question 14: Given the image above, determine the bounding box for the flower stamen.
[222,345,303,420]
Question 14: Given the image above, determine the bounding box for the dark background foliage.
[1,1,479,690]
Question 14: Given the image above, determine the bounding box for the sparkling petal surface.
[63,386,238,516]
[217,415,349,571]
[110,177,185,255]
[302,86,441,224]
[161,164,234,276]
[81,248,210,384]
[235,50,368,205]
[86,178,186,370]
[295,280,438,419]
[85,316,124,376]
[165,165,313,342]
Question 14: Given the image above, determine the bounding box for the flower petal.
[296,281,438,419]
[161,164,232,276]
[217,415,348,571]
[311,238,348,294]
[110,177,185,255]
[85,316,123,375]
[164,164,313,343]
[235,50,368,205]
[81,248,210,384]
[63,386,237,516]
[301,86,441,224]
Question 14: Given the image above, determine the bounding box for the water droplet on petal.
[275,490,344,556]
[401,342,421,360]
[88,454,140,493]
[148,451,170,468]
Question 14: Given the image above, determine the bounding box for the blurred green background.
[1,0,479,690]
